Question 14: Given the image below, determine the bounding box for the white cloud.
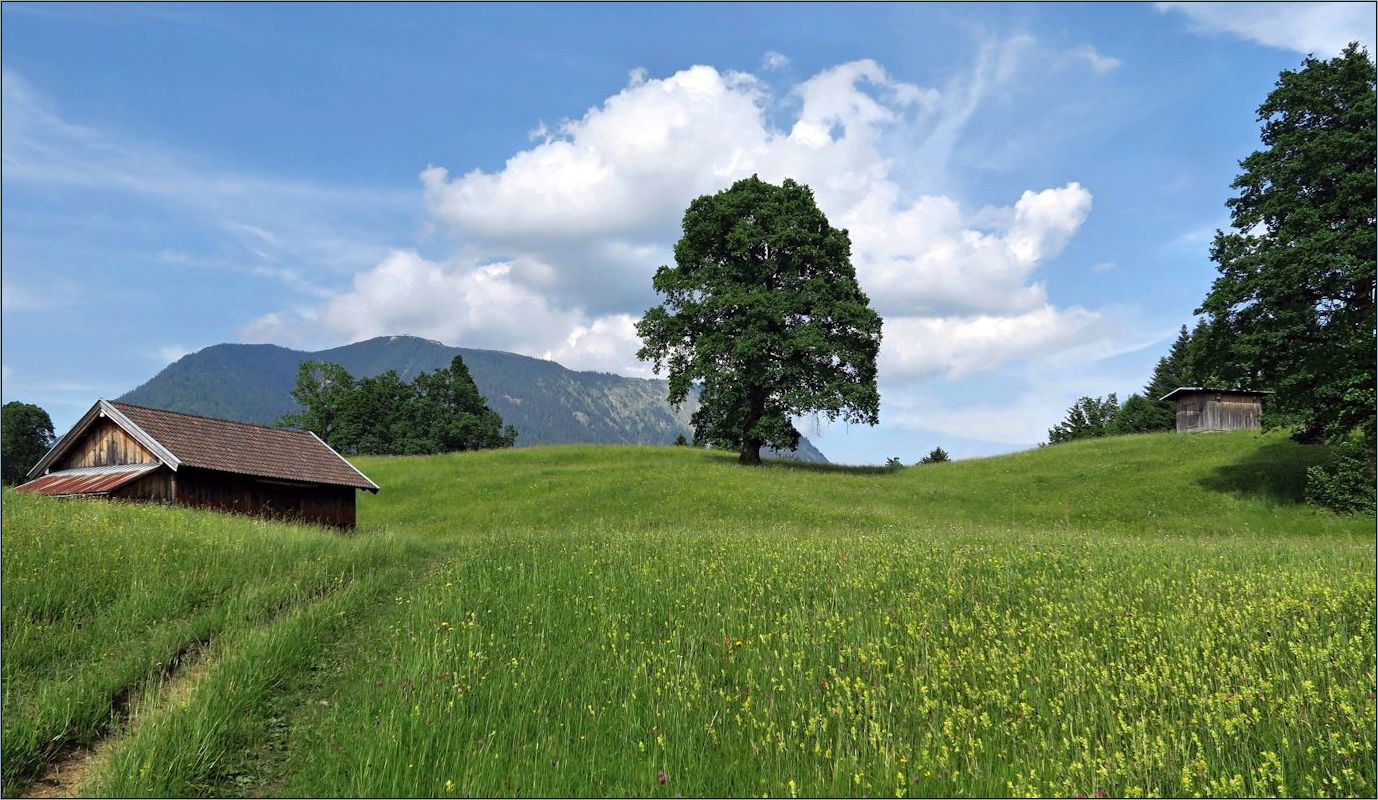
[1072,44,1122,74]
[881,304,1107,380]
[243,250,583,355]
[1158,2,1375,56]
[542,315,650,377]
[248,51,1128,442]
[762,51,790,71]
[1092,261,1117,273]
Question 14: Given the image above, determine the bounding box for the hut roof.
[26,400,379,492]
[17,463,162,497]
[1158,387,1274,403]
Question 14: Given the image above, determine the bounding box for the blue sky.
[3,2,1373,464]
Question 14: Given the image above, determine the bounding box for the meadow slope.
[3,430,1373,797]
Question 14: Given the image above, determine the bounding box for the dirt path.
[21,646,213,799]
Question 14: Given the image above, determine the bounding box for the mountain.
[118,335,828,463]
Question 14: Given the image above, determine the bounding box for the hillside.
[2,431,1372,798]
[118,335,828,462]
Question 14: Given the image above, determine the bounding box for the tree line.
[277,356,517,455]
[1048,44,1375,511]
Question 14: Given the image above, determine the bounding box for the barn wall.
[57,420,157,469]
[174,467,356,528]
[1176,393,1263,432]
[111,468,175,503]
[1203,396,1261,431]
[1175,397,1206,432]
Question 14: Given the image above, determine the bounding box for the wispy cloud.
[1158,2,1375,56]
[2,68,420,290]
[761,50,790,71]
[1072,44,1122,74]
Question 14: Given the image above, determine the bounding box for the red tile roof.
[17,464,160,496]
[109,402,378,491]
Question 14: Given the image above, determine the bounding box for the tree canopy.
[2,402,55,485]
[278,356,516,455]
[637,176,882,465]
[1196,43,1375,447]
[919,447,950,465]
[1047,394,1119,445]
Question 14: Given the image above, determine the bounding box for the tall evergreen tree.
[1048,394,1119,444]
[1196,43,1375,448]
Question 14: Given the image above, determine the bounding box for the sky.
[3,2,1374,464]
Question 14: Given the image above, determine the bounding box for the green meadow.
[2,430,1374,797]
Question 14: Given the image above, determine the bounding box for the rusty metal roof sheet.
[108,402,379,491]
[16,463,161,496]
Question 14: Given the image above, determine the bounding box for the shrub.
[1305,434,1376,513]
[919,447,951,464]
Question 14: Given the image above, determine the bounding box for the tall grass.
[349,429,1361,540]
[2,429,1372,797]
[276,527,1373,797]
[0,492,425,794]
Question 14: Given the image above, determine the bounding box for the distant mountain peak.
[119,338,828,463]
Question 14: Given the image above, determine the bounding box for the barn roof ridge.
[108,401,313,436]
[1158,386,1275,403]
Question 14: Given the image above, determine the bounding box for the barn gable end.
[17,399,377,528]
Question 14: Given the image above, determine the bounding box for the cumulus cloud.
[1158,2,1375,56]
[249,52,1128,443]
[244,250,583,356]
[881,304,1107,380]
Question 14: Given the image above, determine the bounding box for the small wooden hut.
[1159,387,1272,433]
[17,400,378,527]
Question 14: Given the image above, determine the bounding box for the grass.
[0,495,432,795]
[2,429,1373,797]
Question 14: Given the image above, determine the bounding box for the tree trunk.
[739,386,766,466]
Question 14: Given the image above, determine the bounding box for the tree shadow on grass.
[1198,437,1330,504]
[759,458,899,477]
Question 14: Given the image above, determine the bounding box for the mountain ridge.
[118,335,828,462]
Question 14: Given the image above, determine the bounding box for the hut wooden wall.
[173,467,357,528]
[57,420,157,469]
[1176,393,1262,432]
[111,469,176,503]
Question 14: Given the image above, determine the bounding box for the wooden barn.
[1159,387,1272,433]
[17,400,379,527]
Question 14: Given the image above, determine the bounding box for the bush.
[919,447,950,464]
[1305,435,1376,513]
[885,457,903,469]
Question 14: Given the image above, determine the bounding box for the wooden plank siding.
[110,468,176,504]
[1175,393,1263,433]
[172,467,356,528]
[56,420,157,469]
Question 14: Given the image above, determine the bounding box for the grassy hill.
[2,430,1372,797]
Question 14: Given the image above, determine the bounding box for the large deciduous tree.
[1196,43,1375,449]
[637,176,882,465]
[2,401,55,485]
